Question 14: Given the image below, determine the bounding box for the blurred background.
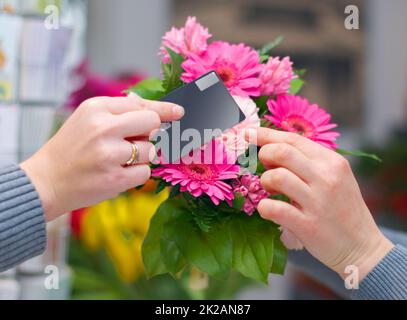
[0,0,406,300]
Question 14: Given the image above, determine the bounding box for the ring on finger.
[124,141,140,166]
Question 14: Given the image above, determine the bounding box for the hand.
[246,127,394,281]
[21,95,184,222]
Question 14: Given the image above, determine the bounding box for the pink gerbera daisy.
[265,95,340,150]
[152,140,240,205]
[181,41,262,97]
[159,16,211,63]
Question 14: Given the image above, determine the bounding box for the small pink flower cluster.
[159,16,211,63]
[259,57,296,96]
[233,174,270,215]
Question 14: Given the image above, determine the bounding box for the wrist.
[20,152,59,222]
[336,234,394,282]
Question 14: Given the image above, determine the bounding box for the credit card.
[155,71,245,163]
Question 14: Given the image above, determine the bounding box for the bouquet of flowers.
[127,17,379,284]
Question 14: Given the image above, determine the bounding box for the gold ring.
[125,142,139,166]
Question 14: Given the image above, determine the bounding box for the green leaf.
[295,68,307,77]
[254,95,269,117]
[72,267,112,291]
[256,160,266,175]
[289,77,305,95]
[169,184,181,198]
[142,199,183,277]
[232,193,245,211]
[259,36,284,57]
[125,77,165,100]
[228,214,278,283]
[160,222,186,276]
[336,148,382,162]
[183,194,222,232]
[260,119,272,128]
[162,47,184,93]
[270,194,291,203]
[260,55,269,63]
[155,180,167,194]
[142,197,288,283]
[165,209,232,279]
[191,209,216,233]
[270,233,288,275]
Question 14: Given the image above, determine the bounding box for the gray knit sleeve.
[0,164,46,272]
[353,244,407,300]
[289,227,407,300]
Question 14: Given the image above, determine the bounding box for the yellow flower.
[79,186,168,282]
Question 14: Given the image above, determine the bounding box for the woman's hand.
[21,95,184,222]
[246,127,394,281]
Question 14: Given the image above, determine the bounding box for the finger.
[112,94,185,121]
[246,127,330,159]
[137,98,185,122]
[258,198,305,232]
[85,96,184,121]
[122,164,151,189]
[114,110,162,138]
[115,141,156,165]
[259,143,317,182]
[261,169,312,208]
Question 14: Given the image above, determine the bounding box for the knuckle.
[273,144,292,163]
[324,172,338,187]
[93,140,114,164]
[302,216,317,236]
[106,170,128,188]
[285,132,301,145]
[324,157,350,188]
[324,173,341,190]
[144,110,161,128]
[271,168,287,185]
[334,156,351,173]
[82,97,106,109]
[137,98,147,109]
[88,115,108,133]
[265,130,274,143]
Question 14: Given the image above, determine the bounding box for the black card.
[155,71,245,163]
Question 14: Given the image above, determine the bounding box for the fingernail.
[172,105,185,118]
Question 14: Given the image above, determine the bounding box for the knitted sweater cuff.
[0,164,46,272]
[353,244,407,300]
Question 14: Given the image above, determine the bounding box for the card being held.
[154,71,245,163]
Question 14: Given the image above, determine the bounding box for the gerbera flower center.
[282,116,315,138]
[182,164,214,180]
[216,65,237,86]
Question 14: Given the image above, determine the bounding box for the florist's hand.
[21,95,184,222]
[246,127,394,281]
